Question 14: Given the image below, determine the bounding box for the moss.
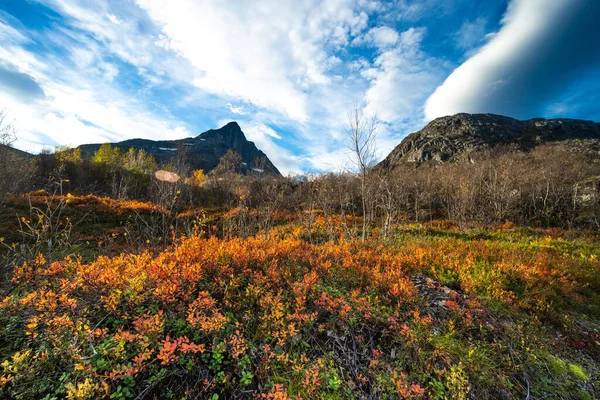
[544,353,568,375]
[568,363,590,381]
[542,353,590,381]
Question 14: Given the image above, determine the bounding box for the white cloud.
[370,26,400,47]
[305,147,352,172]
[425,0,600,120]
[107,13,122,25]
[0,19,30,44]
[37,0,162,70]
[453,17,487,50]
[353,26,399,48]
[362,27,441,123]
[134,0,372,122]
[0,14,191,153]
[3,81,191,152]
[348,57,371,71]
[226,103,246,115]
[45,84,191,143]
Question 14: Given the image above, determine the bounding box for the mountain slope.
[377,113,600,169]
[0,144,35,160]
[78,121,281,176]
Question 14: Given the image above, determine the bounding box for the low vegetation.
[0,113,599,398]
[0,191,598,399]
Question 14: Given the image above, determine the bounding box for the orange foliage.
[2,218,599,398]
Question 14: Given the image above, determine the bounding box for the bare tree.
[347,104,378,241]
[0,110,33,205]
[0,109,16,147]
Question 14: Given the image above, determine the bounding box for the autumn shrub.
[0,223,598,399]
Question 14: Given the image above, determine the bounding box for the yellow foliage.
[189,169,207,187]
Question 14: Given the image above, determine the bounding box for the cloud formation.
[135,0,370,122]
[0,0,599,173]
[0,62,46,100]
[425,0,600,120]
[453,17,487,50]
[0,8,191,153]
[363,27,443,123]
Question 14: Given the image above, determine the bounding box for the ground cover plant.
[0,194,598,399]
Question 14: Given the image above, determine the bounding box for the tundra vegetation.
[0,117,599,399]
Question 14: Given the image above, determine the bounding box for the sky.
[0,0,599,174]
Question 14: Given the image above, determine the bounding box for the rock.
[377,113,600,170]
[78,121,281,176]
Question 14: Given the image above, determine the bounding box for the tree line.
[1,109,599,232]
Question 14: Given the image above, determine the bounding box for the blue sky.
[0,0,599,174]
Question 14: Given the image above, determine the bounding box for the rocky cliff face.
[377,113,600,170]
[78,121,281,176]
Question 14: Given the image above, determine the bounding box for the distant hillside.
[377,113,600,170]
[78,121,281,176]
[0,144,35,160]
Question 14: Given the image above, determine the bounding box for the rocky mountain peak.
[198,121,245,143]
[377,113,600,170]
[77,121,281,176]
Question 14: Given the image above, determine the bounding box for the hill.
[78,121,281,176]
[0,143,35,160]
[377,113,600,169]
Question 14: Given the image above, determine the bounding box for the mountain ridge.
[78,121,281,176]
[377,113,600,170]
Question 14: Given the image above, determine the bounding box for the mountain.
[377,113,600,170]
[78,121,281,176]
[0,144,35,160]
